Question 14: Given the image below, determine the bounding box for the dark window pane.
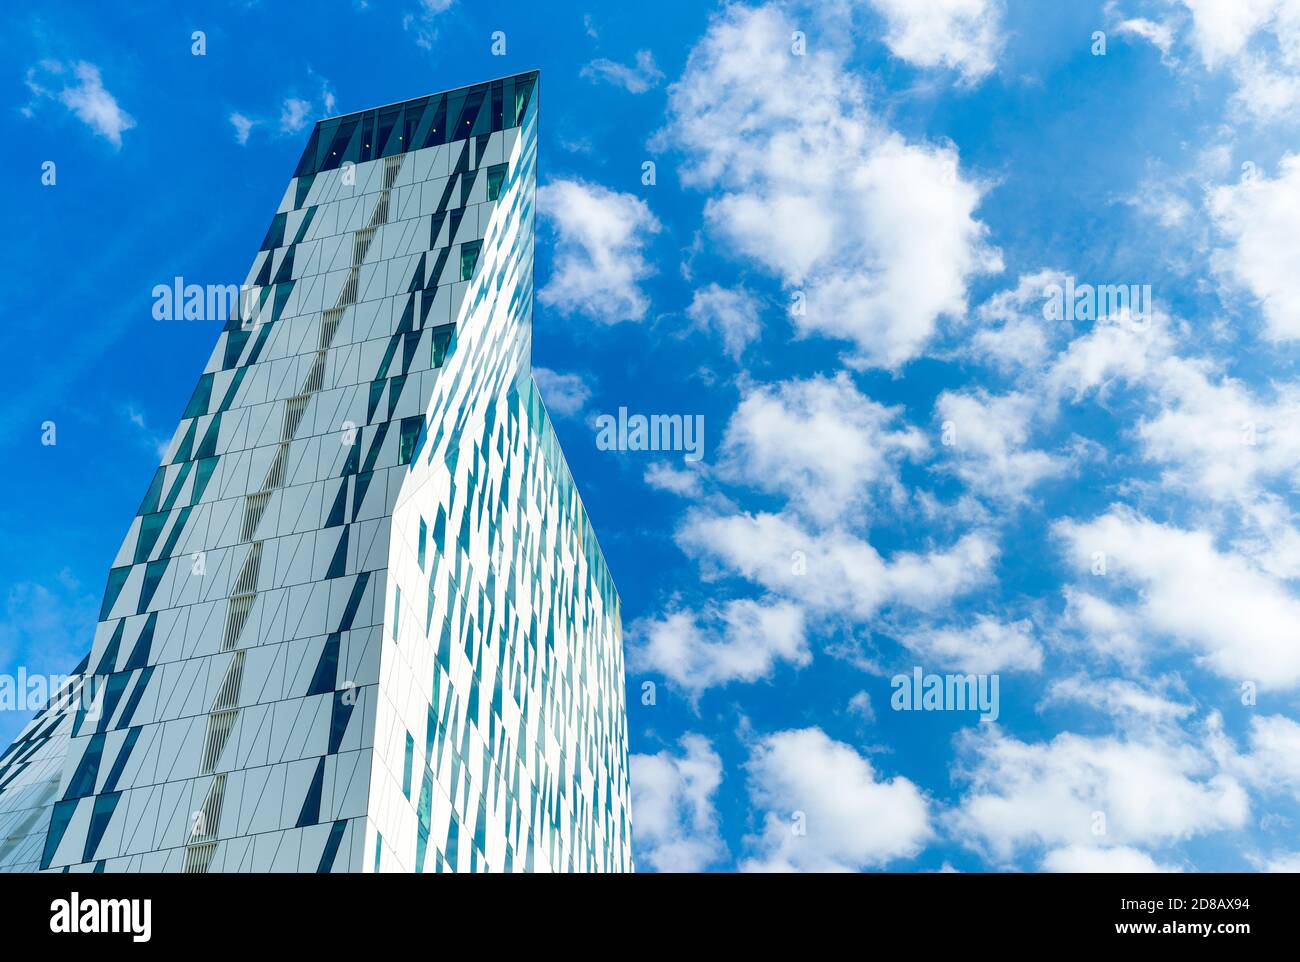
[431,325,454,367]
[486,164,506,201]
[135,512,167,564]
[183,373,214,420]
[459,240,481,281]
[398,415,422,465]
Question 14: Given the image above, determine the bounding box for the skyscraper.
[0,71,634,873]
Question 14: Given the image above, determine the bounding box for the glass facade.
[0,70,633,873]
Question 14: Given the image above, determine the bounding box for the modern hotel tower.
[0,72,634,873]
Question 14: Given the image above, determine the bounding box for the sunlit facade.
[0,71,633,873]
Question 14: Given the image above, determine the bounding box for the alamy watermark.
[152,277,266,324]
[0,670,104,718]
[891,666,1000,722]
[1042,278,1152,327]
[595,407,704,461]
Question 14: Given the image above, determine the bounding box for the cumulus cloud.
[628,597,808,693]
[965,269,1067,373]
[949,722,1249,864]
[686,284,762,358]
[1045,313,1174,400]
[279,97,313,133]
[900,616,1043,674]
[581,50,665,93]
[530,366,593,417]
[1209,155,1300,341]
[719,374,926,525]
[630,734,727,872]
[404,0,456,49]
[1180,0,1293,69]
[538,179,662,323]
[1040,675,1194,722]
[1174,0,1300,119]
[1137,360,1300,503]
[1041,844,1181,872]
[935,389,1068,502]
[229,79,335,146]
[229,112,258,146]
[1232,713,1300,799]
[656,3,1000,369]
[742,727,932,871]
[24,60,135,147]
[1259,851,1300,872]
[1113,17,1179,64]
[644,462,705,498]
[678,510,997,622]
[867,0,1004,81]
[1056,508,1300,687]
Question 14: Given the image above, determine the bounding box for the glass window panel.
[459,240,481,281]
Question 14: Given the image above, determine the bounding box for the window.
[100,566,130,620]
[486,163,507,201]
[183,373,214,420]
[418,517,427,570]
[513,77,534,126]
[459,240,481,281]
[135,512,167,564]
[402,731,414,800]
[392,585,401,640]
[398,415,422,465]
[431,325,454,368]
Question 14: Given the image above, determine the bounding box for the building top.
[293,70,538,178]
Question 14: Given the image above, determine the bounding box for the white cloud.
[848,690,876,722]
[901,616,1043,674]
[1137,360,1300,503]
[538,179,661,324]
[229,112,257,146]
[404,0,455,49]
[581,50,665,93]
[1259,851,1300,872]
[230,82,335,146]
[656,3,1000,370]
[1060,588,1146,670]
[628,597,808,693]
[1040,675,1194,721]
[935,389,1068,502]
[530,366,592,417]
[678,510,996,621]
[630,735,727,872]
[1231,55,1300,119]
[1056,508,1300,688]
[686,284,762,359]
[279,97,313,133]
[868,0,1004,81]
[966,269,1066,373]
[950,722,1249,863]
[1114,17,1179,63]
[644,462,704,498]
[968,277,1300,507]
[1233,713,1300,798]
[1177,0,1300,118]
[1180,0,1289,69]
[1045,313,1173,401]
[1041,844,1181,872]
[742,727,931,871]
[25,60,135,147]
[719,374,926,525]
[1209,155,1300,341]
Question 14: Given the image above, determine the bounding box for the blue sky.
[3,0,1300,873]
